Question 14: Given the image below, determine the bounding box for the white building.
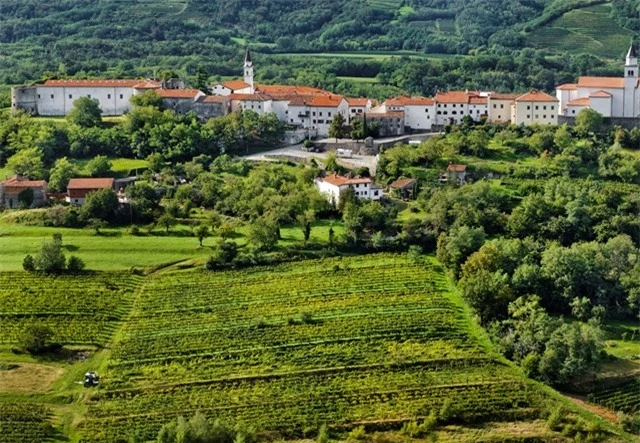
[377,96,435,131]
[11,79,161,116]
[513,90,559,125]
[315,174,381,205]
[556,45,638,118]
[487,93,519,123]
[434,91,488,126]
[346,97,373,123]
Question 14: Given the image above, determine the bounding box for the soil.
[0,361,64,393]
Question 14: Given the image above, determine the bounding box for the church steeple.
[626,44,637,68]
[244,49,254,93]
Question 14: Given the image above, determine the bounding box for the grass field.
[0,219,344,271]
[526,3,632,58]
[277,51,458,60]
[69,157,149,178]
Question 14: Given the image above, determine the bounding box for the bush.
[17,324,55,354]
[347,426,367,441]
[317,424,330,443]
[22,254,35,272]
[67,256,86,272]
[619,412,640,435]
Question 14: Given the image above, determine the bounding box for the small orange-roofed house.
[513,90,559,125]
[66,178,115,205]
[314,173,381,205]
[0,175,48,208]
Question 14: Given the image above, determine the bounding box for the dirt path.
[562,392,619,424]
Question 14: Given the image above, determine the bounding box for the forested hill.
[0,0,638,89]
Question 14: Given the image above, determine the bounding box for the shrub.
[17,324,55,354]
[67,256,86,272]
[347,426,367,441]
[317,424,330,443]
[619,412,640,435]
[22,254,35,272]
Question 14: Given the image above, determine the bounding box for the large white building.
[556,45,639,118]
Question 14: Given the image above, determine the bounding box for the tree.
[328,113,345,141]
[86,155,113,177]
[81,188,119,222]
[130,90,164,109]
[436,225,486,276]
[48,157,78,192]
[459,269,513,324]
[67,97,102,128]
[195,225,210,247]
[247,216,279,251]
[17,324,55,354]
[157,213,177,234]
[34,238,66,273]
[6,147,45,179]
[575,108,603,136]
[351,118,367,140]
[297,210,315,245]
[193,66,210,93]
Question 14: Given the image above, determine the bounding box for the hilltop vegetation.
[0,0,638,97]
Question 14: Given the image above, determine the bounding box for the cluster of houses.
[0,175,119,209]
[12,45,640,135]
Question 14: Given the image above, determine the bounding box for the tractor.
[83,371,100,388]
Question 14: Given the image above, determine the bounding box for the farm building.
[0,175,48,209]
[67,178,115,205]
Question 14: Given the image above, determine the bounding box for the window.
[527,105,530,110]
[50,94,54,99]
[328,112,332,117]
[351,109,355,113]
[543,105,547,110]
[312,111,316,116]
[37,94,41,99]
[527,115,530,119]
[543,115,547,119]
[107,94,111,99]
[443,111,448,115]
[374,191,379,196]
[500,104,504,109]
[535,114,539,119]
[572,110,576,114]
[318,120,324,124]
[88,94,91,98]
[290,119,293,123]
[69,94,73,99]
[493,104,496,109]
[313,119,316,124]
[452,111,457,115]
[285,110,288,114]
[551,106,555,110]
[319,112,323,116]
[119,94,123,99]
[437,111,442,115]
[535,105,539,110]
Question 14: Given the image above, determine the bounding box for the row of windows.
[38,93,125,100]
[526,105,555,111]
[492,104,505,109]
[526,115,551,119]
[437,109,481,115]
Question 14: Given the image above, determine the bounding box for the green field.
[527,3,632,58]
[0,220,344,271]
[590,378,640,414]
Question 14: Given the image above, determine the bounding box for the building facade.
[315,174,381,205]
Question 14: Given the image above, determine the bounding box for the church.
[556,45,639,118]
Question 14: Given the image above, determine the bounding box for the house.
[156,89,207,113]
[66,178,115,205]
[389,177,417,200]
[356,111,405,136]
[556,45,638,118]
[487,93,519,123]
[378,96,435,131]
[440,164,467,184]
[434,91,488,126]
[346,97,373,123]
[513,90,559,125]
[314,173,381,205]
[0,175,47,208]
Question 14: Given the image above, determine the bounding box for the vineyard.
[73,254,554,441]
[590,378,640,414]
[0,272,140,346]
[0,403,53,443]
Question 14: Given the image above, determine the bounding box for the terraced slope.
[79,255,553,441]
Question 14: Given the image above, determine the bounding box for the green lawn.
[0,219,344,271]
[70,157,148,178]
[337,76,380,84]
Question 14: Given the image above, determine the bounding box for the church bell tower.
[244,49,254,93]
[624,44,638,117]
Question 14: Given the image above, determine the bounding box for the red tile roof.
[67,178,114,190]
[1,175,47,188]
[221,80,251,91]
[255,84,329,95]
[469,96,487,104]
[156,89,202,99]
[197,95,227,103]
[489,93,519,100]
[589,90,612,98]
[133,80,162,89]
[567,97,590,106]
[228,93,252,101]
[446,164,467,172]
[309,94,344,108]
[385,96,434,106]
[577,77,624,89]
[389,178,416,189]
[43,79,143,88]
[287,95,315,106]
[237,93,272,102]
[366,111,404,119]
[556,83,578,91]
[321,174,372,186]
[515,90,558,102]
[346,97,370,107]
[435,91,480,104]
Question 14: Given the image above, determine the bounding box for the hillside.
[0,0,637,87]
[0,255,629,441]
